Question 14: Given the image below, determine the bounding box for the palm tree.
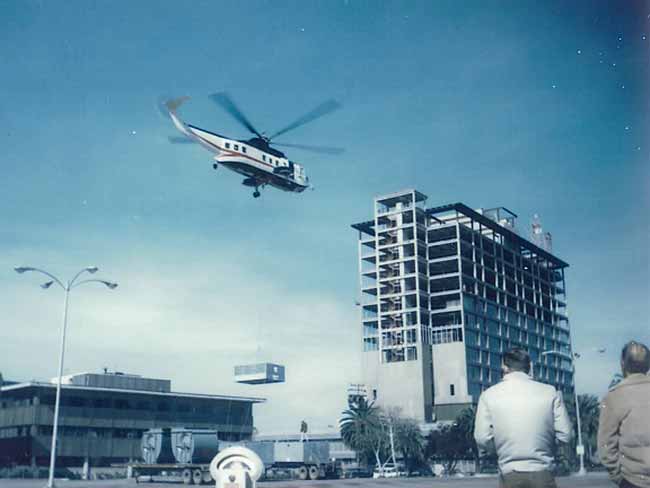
[565,394,601,466]
[394,416,424,474]
[339,398,384,466]
[577,394,600,463]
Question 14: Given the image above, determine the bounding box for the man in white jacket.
[474,348,573,488]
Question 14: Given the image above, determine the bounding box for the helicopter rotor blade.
[168,136,195,144]
[209,92,262,138]
[272,142,345,155]
[269,99,341,140]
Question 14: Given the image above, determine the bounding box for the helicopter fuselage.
[168,109,309,194]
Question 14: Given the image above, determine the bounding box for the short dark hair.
[502,348,531,373]
[621,341,650,374]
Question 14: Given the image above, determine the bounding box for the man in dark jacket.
[598,341,650,488]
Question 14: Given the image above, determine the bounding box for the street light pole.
[541,349,586,476]
[49,285,70,488]
[15,266,117,488]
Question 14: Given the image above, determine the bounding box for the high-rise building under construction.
[352,190,574,422]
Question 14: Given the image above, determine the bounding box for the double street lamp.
[14,266,117,488]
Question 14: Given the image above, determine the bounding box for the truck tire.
[202,471,213,484]
[298,466,309,480]
[192,469,203,485]
[181,468,193,485]
[308,465,319,480]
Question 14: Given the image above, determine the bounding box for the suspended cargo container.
[141,428,175,464]
[171,429,221,464]
[234,363,285,384]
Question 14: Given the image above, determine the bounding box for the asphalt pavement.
[0,472,613,488]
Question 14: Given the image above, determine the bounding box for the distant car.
[340,467,373,479]
[372,464,407,478]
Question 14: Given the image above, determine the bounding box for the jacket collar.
[503,371,532,382]
[612,373,650,391]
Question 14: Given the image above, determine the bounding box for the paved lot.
[0,472,613,488]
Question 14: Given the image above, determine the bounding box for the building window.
[114,399,130,410]
[93,398,111,408]
[431,327,463,344]
[135,400,150,410]
[372,389,377,400]
[406,347,417,361]
[406,329,417,344]
[450,384,455,396]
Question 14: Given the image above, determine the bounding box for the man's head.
[502,348,531,375]
[620,341,650,377]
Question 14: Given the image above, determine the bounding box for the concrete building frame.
[352,190,574,423]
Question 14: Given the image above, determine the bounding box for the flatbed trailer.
[130,460,338,484]
[131,463,213,485]
[132,434,338,483]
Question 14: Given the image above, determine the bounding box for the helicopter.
[161,93,343,198]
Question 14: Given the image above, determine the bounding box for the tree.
[425,422,474,475]
[340,403,427,474]
[391,414,425,474]
[565,394,601,466]
[569,394,600,462]
[339,398,387,467]
[454,406,480,468]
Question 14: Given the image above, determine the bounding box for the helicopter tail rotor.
[157,95,190,118]
[157,95,195,143]
[165,96,190,113]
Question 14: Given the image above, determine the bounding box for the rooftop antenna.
[531,214,543,247]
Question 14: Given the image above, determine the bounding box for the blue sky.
[1,1,648,433]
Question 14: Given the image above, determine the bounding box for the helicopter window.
[262,154,266,161]
[225,142,230,149]
[234,144,239,150]
[242,146,246,153]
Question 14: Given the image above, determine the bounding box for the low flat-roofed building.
[0,371,265,471]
